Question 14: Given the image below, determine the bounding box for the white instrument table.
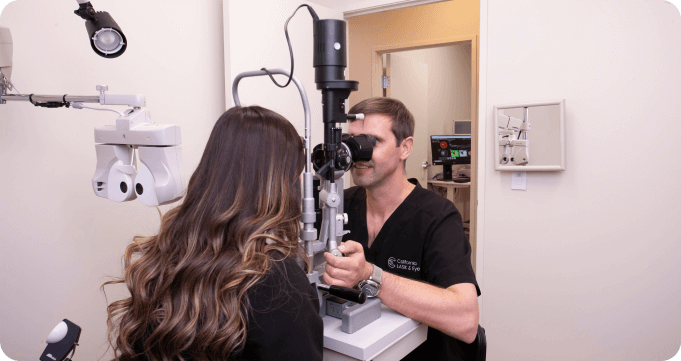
[322,304,427,360]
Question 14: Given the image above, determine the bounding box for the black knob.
[318,284,367,304]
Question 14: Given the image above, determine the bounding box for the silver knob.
[96,85,108,94]
[422,161,430,169]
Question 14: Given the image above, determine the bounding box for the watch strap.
[369,263,383,284]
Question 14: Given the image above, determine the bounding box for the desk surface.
[427,179,471,187]
[323,304,426,360]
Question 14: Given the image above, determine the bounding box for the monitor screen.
[430,135,472,165]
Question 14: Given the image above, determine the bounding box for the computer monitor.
[430,135,472,180]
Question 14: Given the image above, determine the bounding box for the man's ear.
[399,136,414,161]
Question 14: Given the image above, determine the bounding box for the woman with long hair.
[103,106,323,361]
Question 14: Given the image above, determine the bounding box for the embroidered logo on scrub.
[388,257,420,272]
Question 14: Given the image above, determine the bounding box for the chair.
[475,325,487,361]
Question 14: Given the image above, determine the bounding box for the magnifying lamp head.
[84,11,127,58]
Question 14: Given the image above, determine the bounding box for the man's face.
[347,113,406,189]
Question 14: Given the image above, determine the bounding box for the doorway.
[377,41,478,271]
[346,0,480,273]
[347,2,480,271]
[382,43,472,188]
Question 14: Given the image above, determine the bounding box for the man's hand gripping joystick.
[323,241,373,289]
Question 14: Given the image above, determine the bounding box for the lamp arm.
[74,1,97,21]
[0,87,145,108]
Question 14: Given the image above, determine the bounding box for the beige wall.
[478,0,681,360]
[0,1,226,359]
[347,0,479,106]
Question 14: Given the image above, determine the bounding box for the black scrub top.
[237,253,323,361]
[343,179,480,360]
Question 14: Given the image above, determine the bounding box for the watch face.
[361,283,380,297]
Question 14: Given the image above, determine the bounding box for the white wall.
[0,0,226,359]
[478,1,681,360]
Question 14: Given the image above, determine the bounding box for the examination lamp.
[255,5,368,258]
[74,0,127,58]
[233,5,377,331]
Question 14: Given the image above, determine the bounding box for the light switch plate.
[512,171,527,190]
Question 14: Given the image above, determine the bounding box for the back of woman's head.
[179,105,305,250]
[104,106,306,361]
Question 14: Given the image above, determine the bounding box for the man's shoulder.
[406,183,460,220]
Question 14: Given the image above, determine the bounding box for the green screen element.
[450,150,459,158]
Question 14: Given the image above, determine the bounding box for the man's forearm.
[378,271,479,344]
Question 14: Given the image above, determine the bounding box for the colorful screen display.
[430,135,472,165]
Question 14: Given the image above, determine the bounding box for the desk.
[427,180,470,202]
[322,305,427,360]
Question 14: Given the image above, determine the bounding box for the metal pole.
[232,69,317,262]
[1,94,100,104]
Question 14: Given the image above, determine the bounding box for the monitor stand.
[435,165,470,183]
[435,165,453,181]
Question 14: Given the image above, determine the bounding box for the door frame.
[370,35,480,272]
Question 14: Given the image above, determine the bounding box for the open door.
[369,39,479,271]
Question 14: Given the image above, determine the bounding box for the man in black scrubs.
[323,97,480,360]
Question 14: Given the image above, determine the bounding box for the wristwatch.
[357,263,383,298]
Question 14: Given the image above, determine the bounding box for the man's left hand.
[323,241,372,288]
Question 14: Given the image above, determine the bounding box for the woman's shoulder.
[241,252,323,360]
[263,251,308,286]
[247,251,316,311]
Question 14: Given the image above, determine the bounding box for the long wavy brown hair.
[103,106,307,361]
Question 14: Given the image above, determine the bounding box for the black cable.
[261,4,319,88]
[28,93,70,108]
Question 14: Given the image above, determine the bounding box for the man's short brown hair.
[349,97,415,146]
